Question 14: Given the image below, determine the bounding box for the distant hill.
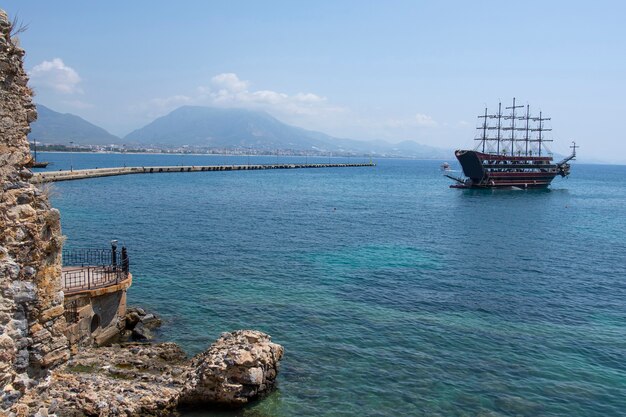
[124,106,339,150]
[125,105,451,158]
[28,104,451,158]
[332,138,451,159]
[29,104,120,145]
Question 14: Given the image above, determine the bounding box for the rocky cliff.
[11,330,283,416]
[0,8,70,410]
[0,10,284,416]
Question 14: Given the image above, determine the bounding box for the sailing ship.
[446,98,577,189]
[29,139,49,168]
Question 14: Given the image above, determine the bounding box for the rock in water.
[180,330,284,407]
[124,306,163,341]
[131,321,152,341]
[10,331,284,415]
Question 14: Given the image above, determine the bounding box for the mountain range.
[126,106,337,150]
[28,104,450,158]
[30,104,120,145]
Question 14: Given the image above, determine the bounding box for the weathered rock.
[11,343,188,416]
[8,281,36,303]
[10,331,284,415]
[0,334,17,379]
[131,322,152,341]
[0,8,69,411]
[180,330,284,407]
[124,307,163,342]
[125,311,141,328]
[39,305,64,322]
[141,313,162,329]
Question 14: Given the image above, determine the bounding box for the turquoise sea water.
[41,152,626,416]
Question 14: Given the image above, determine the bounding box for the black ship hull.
[451,150,561,189]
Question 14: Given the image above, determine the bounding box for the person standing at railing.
[121,247,129,274]
[111,240,118,267]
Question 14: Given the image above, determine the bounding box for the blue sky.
[3,1,625,162]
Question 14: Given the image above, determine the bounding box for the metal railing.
[62,248,120,267]
[62,246,130,294]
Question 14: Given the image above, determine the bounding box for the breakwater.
[32,162,376,183]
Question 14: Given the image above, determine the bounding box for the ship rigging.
[446,98,577,189]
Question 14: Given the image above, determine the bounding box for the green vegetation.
[67,364,98,373]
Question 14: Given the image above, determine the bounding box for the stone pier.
[32,162,376,183]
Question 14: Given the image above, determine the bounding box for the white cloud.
[141,73,344,120]
[132,75,445,143]
[210,73,249,93]
[384,113,438,129]
[29,58,82,94]
[294,93,326,103]
[150,95,193,108]
[414,113,437,127]
[204,73,328,111]
[248,90,289,104]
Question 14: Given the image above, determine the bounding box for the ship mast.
[570,141,579,157]
[474,99,553,157]
[531,111,552,156]
[504,97,523,156]
[538,111,544,156]
[496,102,502,154]
[478,102,505,154]
[523,105,530,156]
[477,107,488,153]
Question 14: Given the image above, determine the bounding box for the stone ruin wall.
[0,8,69,410]
[0,9,287,415]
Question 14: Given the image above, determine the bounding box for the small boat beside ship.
[31,160,49,168]
[446,98,577,189]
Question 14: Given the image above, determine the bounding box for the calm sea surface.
[41,152,626,417]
